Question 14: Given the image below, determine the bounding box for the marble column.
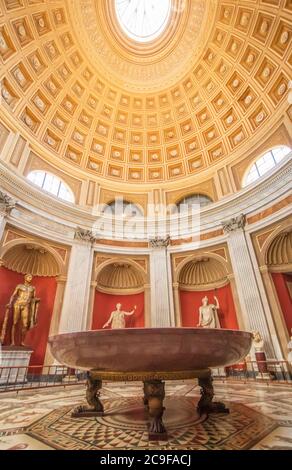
[260,266,288,358]
[227,274,245,331]
[0,213,6,243]
[58,228,95,334]
[86,281,97,330]
[143,284,151,327]
[222,215,281,358]
[173,282,182,327]
[43,276,67,365]
[149,236,175,327]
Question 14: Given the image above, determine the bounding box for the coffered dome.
[0,0,291,190]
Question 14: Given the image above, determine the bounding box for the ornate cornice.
[0,159,290,247]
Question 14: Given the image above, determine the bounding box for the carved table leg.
[143,380,167,440]
[197,371,229,415]
[143,381,149,406]
[71,372,104,417]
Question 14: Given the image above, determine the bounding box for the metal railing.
[213,360,292,385]
[0,360,291,393]
[0,365,87,393]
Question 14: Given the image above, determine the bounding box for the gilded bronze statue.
[0,274,40,346]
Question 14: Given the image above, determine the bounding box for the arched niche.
[264,230,292,337]
[91,258,149,329]
[175,254,238,330]
[0,240,65,366]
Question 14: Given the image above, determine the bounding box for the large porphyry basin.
[48,327,252,372]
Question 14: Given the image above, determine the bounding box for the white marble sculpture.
[102,303,136,329]
[197,296,220,328]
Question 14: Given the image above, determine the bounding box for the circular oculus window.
[115,0,171,43]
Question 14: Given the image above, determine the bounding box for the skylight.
[115,0,171,43]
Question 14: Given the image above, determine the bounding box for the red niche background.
[92,290,145,330]
[0,266,57,365]
[179,283,239,329]
[271,272,292,333]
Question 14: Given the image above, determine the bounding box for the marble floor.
[0,380,292,450]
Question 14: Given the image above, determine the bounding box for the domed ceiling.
[0,0,291,188]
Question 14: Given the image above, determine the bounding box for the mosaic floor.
[0,380,292,450]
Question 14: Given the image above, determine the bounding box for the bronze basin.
[48,327,252,372]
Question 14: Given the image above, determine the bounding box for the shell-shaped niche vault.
[179,257,228,289]
[1,244,60,277]
[267,231,292,267]
[97,262,145,290]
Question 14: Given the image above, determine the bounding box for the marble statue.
[0,274,40,346]
[197,296,220,328]
[102,303,136,329]
[252,331,270,376]
[252,331,264,352]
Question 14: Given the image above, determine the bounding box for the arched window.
[27,171,74,203]
[102,199,143,217]
[177,194,213,212]
[243,146,291,187]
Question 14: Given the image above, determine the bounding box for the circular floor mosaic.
[27,396,276,450]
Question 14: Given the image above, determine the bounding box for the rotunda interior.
[0,0,291,452]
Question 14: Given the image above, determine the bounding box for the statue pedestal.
[0,346,33,384]
[62,368,78,383]
[212,367,226,377]
[255,351,271,380]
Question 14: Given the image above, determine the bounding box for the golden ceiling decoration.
[97,262,144,289]
[2,244,60,276]
[267,231,292,266]
[179,257,227,289]
[0,0,291,186]
[71,0,213,91]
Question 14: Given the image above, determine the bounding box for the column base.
[62,368,78,383]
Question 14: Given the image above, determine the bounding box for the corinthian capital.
[0,190,16,215]
[222,214,246,233]
[74,227,96,243]
[149,235,170,248]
